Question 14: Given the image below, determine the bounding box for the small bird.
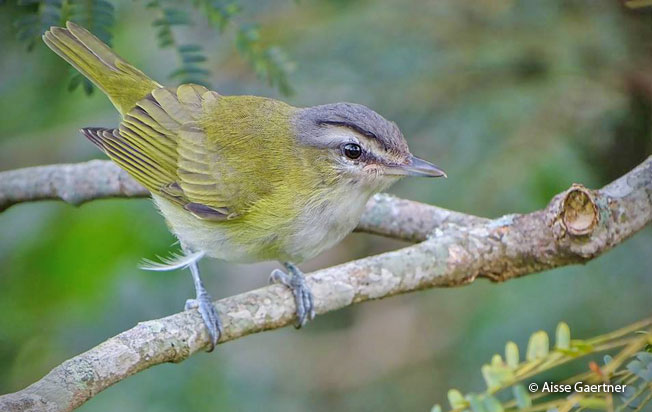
[43,22,446,350]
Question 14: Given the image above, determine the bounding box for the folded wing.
[82,84,242,221]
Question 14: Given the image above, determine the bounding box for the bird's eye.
[343,143,362,159]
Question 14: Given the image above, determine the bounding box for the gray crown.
[294,102,409,154]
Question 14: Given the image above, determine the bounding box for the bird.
[42,21,446,351]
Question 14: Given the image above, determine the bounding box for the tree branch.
[0,160,147,212]
[0,156,650,412]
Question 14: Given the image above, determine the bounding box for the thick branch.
[356,193,488,242]
[0,156,649,412]
[0,160,147,211]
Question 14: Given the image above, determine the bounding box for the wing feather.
[82,85,240,220]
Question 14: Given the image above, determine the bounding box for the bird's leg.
[184,260,222,351]
[269,262,316,328]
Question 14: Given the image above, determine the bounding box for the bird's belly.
[152,189,371,264]
[282,188,372,262]
[151,195,259,263]
[283,211,359,262]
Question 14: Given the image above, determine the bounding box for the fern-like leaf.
[147,0,211,87]
[15,0,63,51]
[236,24,294,95]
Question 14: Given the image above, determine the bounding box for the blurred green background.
[1,0,651,410]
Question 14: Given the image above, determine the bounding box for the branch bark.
[0,160,146,212]
[0,156,650,412]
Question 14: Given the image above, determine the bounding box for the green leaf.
[447,389,466,409]
[67,72,82,92]
[161,8,190,25]
[481,363,513,390]
[636,351,652,364]
[483,395,504,412]
[181,54,207,64]
[169,66,211,78]
[178,44,202,53]
[512,384,532,409]
[555,322,571,350]
[526,331,549,361]
[505,341,519,368]
[619,385,641,408]
[15,0,64,50]
[466,394,486,412]
[82,77,94,95]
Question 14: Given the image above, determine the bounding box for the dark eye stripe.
[317,120,378,140]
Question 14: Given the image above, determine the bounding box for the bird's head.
[293,102,445,192]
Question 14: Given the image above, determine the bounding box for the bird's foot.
[185,290,222,352]
[269,262,315,328]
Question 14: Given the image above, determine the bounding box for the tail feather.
[43,21,160,115]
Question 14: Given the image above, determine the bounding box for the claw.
[270,262,316,328]
[269,269,291,286]
[186,292,222,351]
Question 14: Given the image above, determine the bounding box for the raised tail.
[43,21,161,115]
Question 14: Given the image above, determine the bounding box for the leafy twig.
[435,318,652,412]
[8,0,295,94]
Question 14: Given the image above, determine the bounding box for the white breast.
[283,185,375,262]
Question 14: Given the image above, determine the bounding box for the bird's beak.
[385,156,447,178]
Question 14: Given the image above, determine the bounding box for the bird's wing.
[83,84,243,221]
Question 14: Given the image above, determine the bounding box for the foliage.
[14,0,63,51]
[235,23,294,96]
[1,0,651,410]
[8,0,294,95]
[146,1,210,87]
[432,319,652,412]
